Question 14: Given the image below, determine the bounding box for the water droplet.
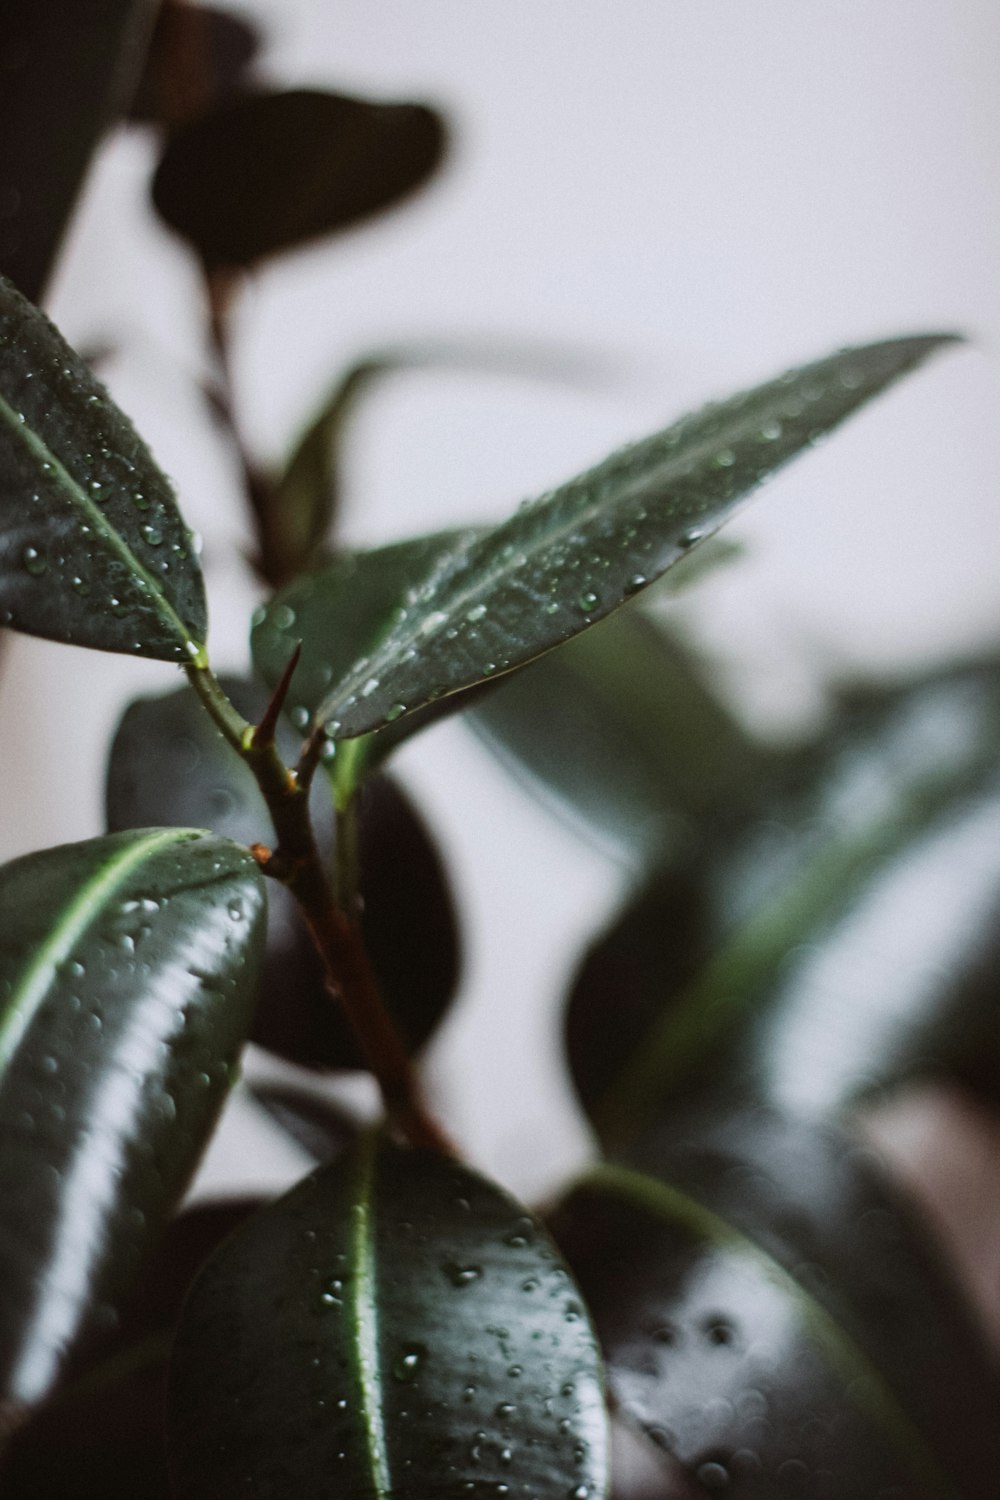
[141,524,163,547]
[272,604,297,632]
[577,589,599,612]
[544,601,560,615]
[361,677,380,698]
[292,706,310,730]
[712,447,735,468]
[392,1343,428,1383]
[133,491,149,510]
[21,545,46,576]
[496,1402,516,1420]
[466,603,487,623]
[678,527,703,550]
[442,1262,483,1289]
[320,1277,344,1307]
[758,419,783,441]
[499,1448,513,1466]
[570,1487,589,1500]
[520,1278,539,1294]
[696,1462,729,1490]
[506,1364,523,1379]
[420,610,449,636]
[385,702,406,723]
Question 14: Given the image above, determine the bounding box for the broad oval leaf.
[572,660,1000,1146]
[469,603,778,864]
[552,1109,1000,1499]
[0,276,207,658]
[151,88,448,269]
[106,678,461,1069]
[254,335,956,745]
[168,1134,609,1499]
[0,0,157,301]
[0,829,266,1422]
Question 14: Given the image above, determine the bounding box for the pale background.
[1,2,999,1223]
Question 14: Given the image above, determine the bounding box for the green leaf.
[151,88,448,269]
[470,603,777,863]
[0,276,207,659]
[551,1109,1000,1499]
[0,829,266,1422]
[168,1135,609,1499]
[0,0,157,301]
[571,660,1000,1146]
[106,678,462,1070]
[254,335,956,745]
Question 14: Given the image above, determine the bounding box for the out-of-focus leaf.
[168,1135,610,1499]
[552,1108,1000,1499]
[0,830,266,1427]
[470,604,775,863]
[0,1197,264,1496]
[249,1083,357,1164]
[253,336,956,748]
[0,276,206,659]
[572,661,1000,1146]
[129,2,260,127]
[268,339,609,587]
[0,0,157,302]
[106,678,461,1069]
[151,88,447,269]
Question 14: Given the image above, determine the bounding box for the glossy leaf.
[106,678,461,1069]
[0,829,266,1422]
[572,660,1000,1146]
[129,2,261,127]
[470,603,777,863]
[552,1108,1000,1498]
[0,1197,264,1497]
[0,0,157,301]
[151,88,448,269]
[168,1135,609,1498]
[0,276,207,659]
[255,335,956,746]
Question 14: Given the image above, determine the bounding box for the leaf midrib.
[584,1163,960,1500]
[0,828,196,1073]
[347,1133,392,1500]
[0,390,199,654]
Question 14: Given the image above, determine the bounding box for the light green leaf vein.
[349,1132,392,1499]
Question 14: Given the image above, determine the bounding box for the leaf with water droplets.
[254,335,957,745]
[0,829,265,1429]
[167,1134,609,1499]
[567,659,1000,1148]
[551,1108,1000,1499]
[151,88,447,269]
[0,275,207,659]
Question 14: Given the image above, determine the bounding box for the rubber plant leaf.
[168,1134,609,1499]
[0,829,266,1430]
[0,276,207,659]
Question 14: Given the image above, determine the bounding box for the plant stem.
[185,662,453,1155]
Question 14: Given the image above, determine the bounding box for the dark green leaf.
[151,88,448,269]
[0,0,157,301]
[0,829,266,1422]
[0,1197,264,1498]
[470,604,776,863]
[168,1135,609,1499]
[254,335,956,745]
[128,3,261,127]
[571,660,1000,1146]
[0,276,207,659]
[249,1084,357,1164]
[551,1109,1000,1499]
[106,678,461,1069]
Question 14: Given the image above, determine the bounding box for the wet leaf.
[151,88,447,268]
[106,678,461,1069]
[168,1135,609,1499]
[254,335,956,745]
[0,0,157,301]
[552,1108,1000,1499]
[0,276,207,659]
[129,2,260,127]
[0,830,266,1423]
[470,604,776,863]
[571,660,1000,1146]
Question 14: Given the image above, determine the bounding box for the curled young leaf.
[552,1109,1000,1499]
[168,1135,609,1499]
[151,88,448,268]
[0,276,207,659]
[0,830,266,1422]
[256,335,957,747]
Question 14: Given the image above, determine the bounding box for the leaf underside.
[253,334,956,748]
[168,1135,609,1499]
[0,277,206,658]
[0,828,265,1414]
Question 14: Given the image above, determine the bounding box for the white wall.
[2,1,999,1196]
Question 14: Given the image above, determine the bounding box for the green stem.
[185,663,453,1155]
